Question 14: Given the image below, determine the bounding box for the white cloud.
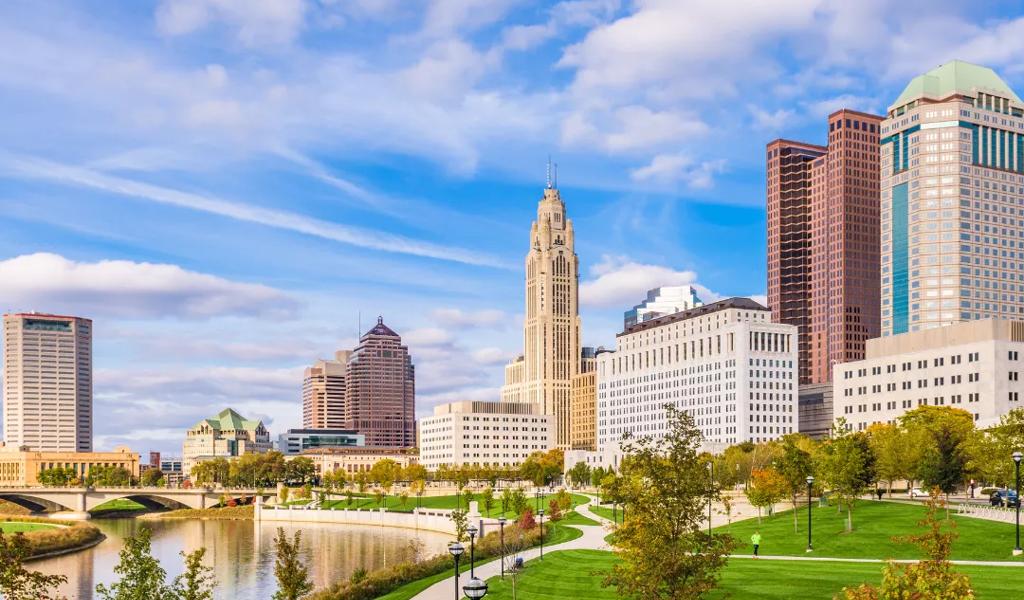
[471,347,510,365]
[749,105,795,130]
[808,94,880,119]
[0,253,298,319]
[404,327,455,347]
[0,154,509,268]
[580,255,720,308]
[155,0,307,46]
[430,308,507,328]
[629,153,726,189]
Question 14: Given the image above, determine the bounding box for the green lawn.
[0,521,58,533]
[482,550,1024,599]
[590,504,621,524]
[90,498,148,516]
[377,524,583,600]
[318,491,589,520]
[716,500,1024,562]
[555,509,598,526]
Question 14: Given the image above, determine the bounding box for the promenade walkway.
[410,498,612,600]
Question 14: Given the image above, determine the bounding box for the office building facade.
[417,401,554,471]
[182,408,272,476]
[624,286,703,328]
[2,313,93,452]
[881,61,1024,335]
[278,429,364,455]
[302,353,350,429]
[343,317,415,447]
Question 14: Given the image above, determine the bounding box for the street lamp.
[448,542,465,600]
[538,509,545,560]
[535,487,540,512]
[467,525,478,577]
[463,576,488,599]
[498,516,507,579]
[806,475,815,552]
[1013,451,1022,556]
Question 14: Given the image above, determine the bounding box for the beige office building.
[834,319,1024,431]
[569,348,598,451]
[301,446,417,477]
[182,408,272,476]
[302,352,350,429]
[417,401,554,471]
[2,313,93,452]
[501,174,583,450]
[0,444,140,487]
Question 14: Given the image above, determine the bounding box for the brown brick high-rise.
[767,109,882,384]
[342,317,415,447]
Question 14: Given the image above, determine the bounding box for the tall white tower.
[502,168,582,449]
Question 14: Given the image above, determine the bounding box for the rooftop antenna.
[546,155,552,189]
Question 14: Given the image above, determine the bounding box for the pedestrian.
[751,531,761,558]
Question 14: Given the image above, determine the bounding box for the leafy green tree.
[815,426,875,532]
[285,457,317,485]
[902,406,973,503]
[602,405,735,600]
[95,527,172,600]
[369,459,402,498]
[37,467,77,487]
[87,465,133,487]
[171,548,214,600]
[510,487,528,516]
[776,435,814,531]
[745,468,787,523]
[481,486,495,517]
[141,468,165,487]
[279,487,290,503]
[867,423,907,497]
[450,509,469,542]
[190,458,230,486]
[461,487,475,512]
[272,529,312,600]
[0,531,68,600]
[567,461,591,488]
[590,466,607,488]
[500,487,512,514]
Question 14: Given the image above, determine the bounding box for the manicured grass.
[376,524,583,600]
[0,521,58,533]
[90,498,148,516]
[147,504,253,520]
[717,500,1024,562]
[555,509,598,526]
[318,491,589,520]
[482,550,1024,599]
[590,504,621,524]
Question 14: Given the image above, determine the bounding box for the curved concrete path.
[410,498,612,600]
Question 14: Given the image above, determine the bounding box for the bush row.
[146,504,254,520]
[0,515,105,558]
[308,523,545,600]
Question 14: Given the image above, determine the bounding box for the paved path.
[410,498,613,599]
[731,554,1024,567]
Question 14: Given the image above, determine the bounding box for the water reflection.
[30,518,452,599]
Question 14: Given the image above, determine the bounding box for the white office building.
[417,401,554,471]
[580,298,798,470]
[624,286,703,328]
[834,319,1024,431]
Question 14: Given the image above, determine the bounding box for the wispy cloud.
[0,153,510,269]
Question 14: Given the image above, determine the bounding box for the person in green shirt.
[751,532,761,558]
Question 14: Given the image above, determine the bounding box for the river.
[29,517,453,599]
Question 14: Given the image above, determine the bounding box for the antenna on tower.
[546,156,552,189]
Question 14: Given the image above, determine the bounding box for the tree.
[190,458,229,486]
[867,423,906,497]
[776,435,814,531]
[745,468,787,523]
[450,509,469,541]
[500,487,512,514]
[590,466,607,489]
[369,459,402,498]
[838,496,974,599]
[510,487,528,516]
[37,467,76,487]
[815,428,875,532]
[285,457,317,485]
[272,529,312,600]
[903,406,974,505]
[403,463,428,485]
[95,527,172,600]
[141,468,165,487]
[481,486,495,517]
[0,531,67,600]
[602,405,735,600]
[516,507,536,530]
[279,487,290,503]
[171,548,214,600]
[547,498,562,521]
[87,465,133,487]
[568,461,591,489]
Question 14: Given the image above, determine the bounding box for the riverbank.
[141,504,254,520]
[1,514,105,559]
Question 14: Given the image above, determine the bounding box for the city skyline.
[3,1,1024,454]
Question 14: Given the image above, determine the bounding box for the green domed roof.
[891,60,1021,108]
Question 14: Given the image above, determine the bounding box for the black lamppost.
[806,475,815,552]
[449,542,465,600]
[498,516,507,579]
[463,576,488,599]
[707,462,714,537]
[467,525,478,577]
[538,509,545,560]
[535,487,540,512]
[1013,451,1022,556]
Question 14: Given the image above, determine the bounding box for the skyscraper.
[302,351,351,429]
[502,173,582,449]
[880,60,1024,335]
[767,108,882,384]
[343,317,415,447]
[2,313,93,452]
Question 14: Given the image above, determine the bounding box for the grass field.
[317,491,590,520]
[0,521,59,533]
[716,500,1024,562]
[482,550,1024,599]
[590,504,620,524]
[90,498,148,516]
[376,523,583,600]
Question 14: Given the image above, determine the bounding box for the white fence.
[254,501,501,537]
[956,502,1020,524]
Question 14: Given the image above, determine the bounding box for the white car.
[907,488,926,498]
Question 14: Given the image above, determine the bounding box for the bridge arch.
[0,492,79,513]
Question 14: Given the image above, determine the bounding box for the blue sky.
[2,0,1024,454]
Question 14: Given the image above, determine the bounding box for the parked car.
[907,488,927,498]
[990,489,1020,508]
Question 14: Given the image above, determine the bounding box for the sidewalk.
[410,498,612,599]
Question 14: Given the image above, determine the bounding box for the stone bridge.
[0,487,271,519]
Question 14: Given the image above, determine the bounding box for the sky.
[3,0,1024,455]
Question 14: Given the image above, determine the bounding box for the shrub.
[0,515,105,557]
[547,499,562,522]
[517,507,536,530]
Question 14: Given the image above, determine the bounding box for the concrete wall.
[255,501,502,537]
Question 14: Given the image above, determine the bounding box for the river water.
[29,518,453,599]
